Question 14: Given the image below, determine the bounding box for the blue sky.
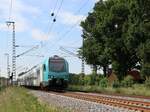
[0,0,98,77]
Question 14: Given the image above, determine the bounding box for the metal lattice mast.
[81,37,85,74]
[6,21,16,83]
[12,22,16,82]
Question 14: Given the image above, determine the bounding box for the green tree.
[80,0,150,80]
[126,0,150,79]
[138,40,150,79]
[80,1,110,76]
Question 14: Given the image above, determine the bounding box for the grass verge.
[67,84,150,97]
[0,86,6,92]
[0,86,69,112]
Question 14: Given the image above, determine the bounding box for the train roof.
[43,55,65,63]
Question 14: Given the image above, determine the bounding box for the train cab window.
[49,59,65,72]
[43,64,46,71]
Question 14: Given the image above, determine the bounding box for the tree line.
[79,0,150,81]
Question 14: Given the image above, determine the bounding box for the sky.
[0,0,99,77]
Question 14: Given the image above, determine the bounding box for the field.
[0,87,68,112]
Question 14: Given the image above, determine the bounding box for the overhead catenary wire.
[51,0,59,16]
[56,0,90,43]
[41,0,64,51]
[53,0,64,22]
[46,11,91,51]
[57,0,90,36]
[43,0,91,52]
[39,0,91,66]
[44,0,88,46]
[55,0,90,42]
[46,0,63,35]
[48,0,64,31]
[76,0,90,14]
[43,0,59,34]
[54,0,92,49]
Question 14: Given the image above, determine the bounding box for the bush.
[95,75,101,85]
[87,74,96,85]
[112,80,121,88]
[121,75,134,87]
[141,63,150,79]
[99,78,108,88]
[78,75,84,85]
[84,75,91,85]
[145,78,150,88]
[69,74,80,85]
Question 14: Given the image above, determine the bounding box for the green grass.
[0,87,69,112]
[67,84,150,97]
[0,86,5,91]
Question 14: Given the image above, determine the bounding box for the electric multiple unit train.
[18,55,69,89]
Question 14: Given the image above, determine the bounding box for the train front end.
[47,55,69,88]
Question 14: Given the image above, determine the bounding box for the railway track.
[53,92,150,112]
[27,87,150,112]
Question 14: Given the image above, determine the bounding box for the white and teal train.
[18,55,69,89]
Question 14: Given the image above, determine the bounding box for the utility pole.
[6,21,16,84]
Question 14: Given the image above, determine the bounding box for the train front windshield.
[49,59,65,72]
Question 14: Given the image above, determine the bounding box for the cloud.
[13,1,40,16]
[0,23,9,31]
[95,0,99,2]
[0,0,41,33]
[70,0,81,2]
[58,10,86,26]
[0,0,49,41]
[31,28,55,41]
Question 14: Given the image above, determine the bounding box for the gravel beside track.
[30,90,134,112]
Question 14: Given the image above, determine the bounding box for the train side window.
[43,64,46,71]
